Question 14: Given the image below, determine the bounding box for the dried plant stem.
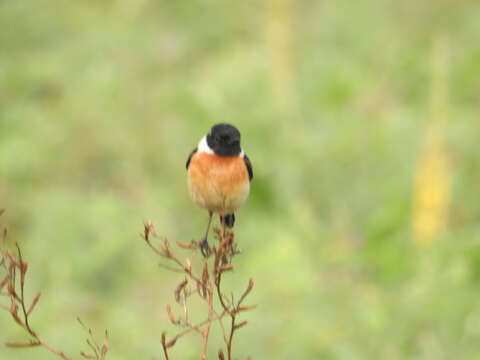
[171,311,228,345]
[216,273,254,360]
[201,289,213,360]
[142,221,255,360]
[1,213,109,360]
[0,244,74,360]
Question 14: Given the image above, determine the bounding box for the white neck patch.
[197,136,214,154]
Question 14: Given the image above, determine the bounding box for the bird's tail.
[220,213,235,228]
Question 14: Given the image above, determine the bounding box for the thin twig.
[142,221,255,360]
[1,240,75,360]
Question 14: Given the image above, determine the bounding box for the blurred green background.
[1,0,480,359]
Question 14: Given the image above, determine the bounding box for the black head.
[206,123,241,156]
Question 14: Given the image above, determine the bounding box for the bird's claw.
[199,238,211,258]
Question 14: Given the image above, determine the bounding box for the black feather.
[243,154,253,182]
[186,148,197,169]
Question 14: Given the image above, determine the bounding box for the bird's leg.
[200,211,213,257]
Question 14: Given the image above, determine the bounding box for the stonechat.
[186,123,253,255]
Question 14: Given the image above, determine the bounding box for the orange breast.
[187,153,250,214]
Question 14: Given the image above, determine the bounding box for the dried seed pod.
[218,350,225,360]
[166,338,177,348]
[6,341,41,348]
[27,292,42,316]
[174,279,188,303]
[219,264,233,272]
[166,305,178,325]
[233,320,248,331]
[176,241,198,249]
[143,221,154,241]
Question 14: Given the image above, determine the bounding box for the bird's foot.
[199,238,211,258]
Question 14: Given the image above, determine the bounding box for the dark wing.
[243,154,253,182]
[186,148,197,169]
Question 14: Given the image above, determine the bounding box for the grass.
[1,0,480,359]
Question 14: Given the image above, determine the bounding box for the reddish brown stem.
[143,221,255,360]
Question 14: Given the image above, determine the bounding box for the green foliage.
[1,0,480,359]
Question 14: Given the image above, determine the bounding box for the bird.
[186,123,253,256]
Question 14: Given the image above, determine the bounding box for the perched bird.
[186,123,253,255]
